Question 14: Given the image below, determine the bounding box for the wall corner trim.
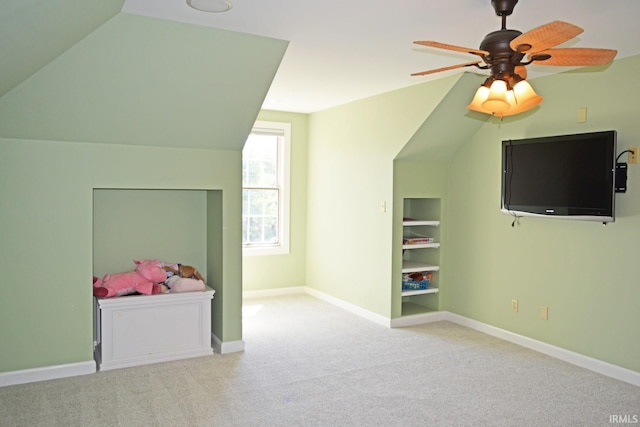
[211,334,245,354]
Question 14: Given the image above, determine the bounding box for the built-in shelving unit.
[401,198,441,315]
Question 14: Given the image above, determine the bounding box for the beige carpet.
[1,293,638,426]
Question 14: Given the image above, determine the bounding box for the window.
[242,121,290,255]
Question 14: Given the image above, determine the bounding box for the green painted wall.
[2,1,638,378]
[395,73,486,161]
[93,189,208,278]
[306,75,464,317]
[392,161,448,317]
[0,12,286,373]
[0,13,288,150]
[0,0,124,97]
[242,110,309,291]
[445,54,640,373]
[0,139,242,372]
[306,54,640,373]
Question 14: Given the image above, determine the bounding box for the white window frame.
[242,121,291,256]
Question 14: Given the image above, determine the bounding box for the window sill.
[243,245,289,256]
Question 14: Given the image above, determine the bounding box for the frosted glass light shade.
[499,81,543,117]
[481,80,510,113]
[512,80,543,110]
[466,86,491,113]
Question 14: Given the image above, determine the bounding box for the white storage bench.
[94,287,215,371]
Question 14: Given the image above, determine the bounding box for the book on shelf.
[403,237,434,245]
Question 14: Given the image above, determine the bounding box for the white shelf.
[400,200,441,317]
[403,220,440,227]
[403,242,440,250]
[402,260,439,273]
[401,288,439,297]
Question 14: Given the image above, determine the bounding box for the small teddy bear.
[161,261,206,293]
[162,263,205,282]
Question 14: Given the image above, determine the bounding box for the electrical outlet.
[629,147,638,164]
[540,306,549,320]
[511,299,519,313]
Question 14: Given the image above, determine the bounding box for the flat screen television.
[501,130,617,223]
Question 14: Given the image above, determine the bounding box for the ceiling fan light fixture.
[467,77,542,117]
[414,1,615,119]
[511,79,543,110]
[481,79,511,113]
[500,95,543,117]
[466,86,492,113]
[186,0,233,13]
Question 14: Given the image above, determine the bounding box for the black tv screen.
[501,130,617,222]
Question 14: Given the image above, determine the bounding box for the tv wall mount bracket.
[615,149,634,193]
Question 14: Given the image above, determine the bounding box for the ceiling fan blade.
[531,48,617,66]
[411,61,481,77]
[510,21,583,54]
[414,41,489,57]
[515,65,527,79]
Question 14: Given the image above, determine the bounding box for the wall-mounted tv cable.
[511,213,521,227]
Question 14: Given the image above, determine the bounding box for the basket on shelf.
[402,271,432,291]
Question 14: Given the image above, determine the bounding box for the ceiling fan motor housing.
[479,29,525,78]
[491,0,518,16]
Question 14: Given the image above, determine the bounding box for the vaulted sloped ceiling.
[0,0,125,97]
[395,72,488,161]
[0,13,289,150]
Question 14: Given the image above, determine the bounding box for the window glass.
[242,121,290,255]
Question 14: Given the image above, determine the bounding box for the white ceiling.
[122,0,640,113]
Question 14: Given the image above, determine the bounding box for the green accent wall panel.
[0,13,288,150]
[93,189,208,278]
[0,139,242,373]
[0,0,124,97]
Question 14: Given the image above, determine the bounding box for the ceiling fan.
[412,0,617,117]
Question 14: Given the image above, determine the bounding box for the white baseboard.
[4,290,638,389]
[303,287,392,328]
[389,310,447,327]
[211,333,245,354]
[0,360,96,387]
[443,312,640,387]
[292,288,640,388]
[243,286,306,299]
[242,286,392,328]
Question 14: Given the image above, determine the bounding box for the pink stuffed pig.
[93,259,167,298]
